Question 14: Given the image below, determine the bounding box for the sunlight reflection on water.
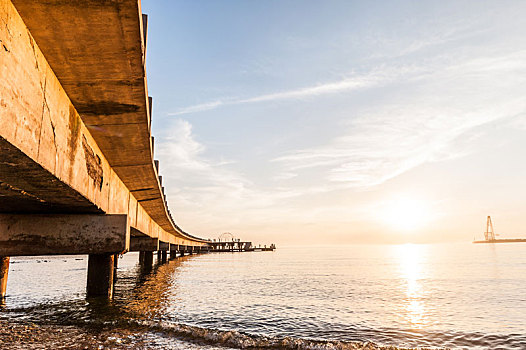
[1,244,526,349]
[396,244,427,329]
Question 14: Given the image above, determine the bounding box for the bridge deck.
[9,0,198,242]
[0,0,210,297]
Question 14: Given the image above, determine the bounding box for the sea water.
[0,243,525,349]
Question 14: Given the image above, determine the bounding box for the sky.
[142,0,526,245]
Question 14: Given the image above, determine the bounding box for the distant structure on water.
[473,216,526,243]
[209,232,276,252]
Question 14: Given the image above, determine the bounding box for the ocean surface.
[1,244,525,349]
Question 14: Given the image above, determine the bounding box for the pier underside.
[0,0,209,298]
[0,137,101,214]
[10,0,178,236]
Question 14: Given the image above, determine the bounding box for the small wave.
[133,320,446,350]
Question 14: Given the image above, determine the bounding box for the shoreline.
[0,318,447,350]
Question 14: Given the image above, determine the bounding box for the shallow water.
[1,244,525,349]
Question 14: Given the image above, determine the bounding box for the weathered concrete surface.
[0,214,128,256]
[0,0,112,215]
[129,236,158,252]
[86,254,114,298]
[0,137,101,213]
[0,0,208,247]
[9,0,202,243]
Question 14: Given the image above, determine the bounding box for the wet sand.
[0,319,446,350]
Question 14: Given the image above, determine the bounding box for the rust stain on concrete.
[82,135,103,190]
[67,104,81,176]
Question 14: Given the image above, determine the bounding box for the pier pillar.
[139,251,154,269]
[113,254,119,270]
[157,250,162,262]
[86,254,114,298]
[0,257,9,299]
[161,250,167,263]
[169,245,178,259]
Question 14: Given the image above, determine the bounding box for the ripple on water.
[1,245,526,349]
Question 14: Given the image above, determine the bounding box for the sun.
[382,197,431,232]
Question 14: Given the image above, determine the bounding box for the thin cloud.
[155,119,328,233]
[273,51,526,188]
[168,68,408,116]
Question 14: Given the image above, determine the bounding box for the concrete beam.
[0,214,128,256]
[129,236,158,252]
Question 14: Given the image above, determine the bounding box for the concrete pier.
[0,0,211,300]
[86,254,115,298]
[0,257,9,299]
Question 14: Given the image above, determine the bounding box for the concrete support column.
[161,250,167,263]
[0,257,10,299]
[157,250,162,263]
[86,254,114,298]
[113,254,119,270]
[139,251,154,268]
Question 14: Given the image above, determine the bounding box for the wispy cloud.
[169,67,415,116]
[273,51,526,188]
[155,119,322,234]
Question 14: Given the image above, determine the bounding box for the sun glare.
[383,197,431,232]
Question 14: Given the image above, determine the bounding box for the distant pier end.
[208,233,276,252]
